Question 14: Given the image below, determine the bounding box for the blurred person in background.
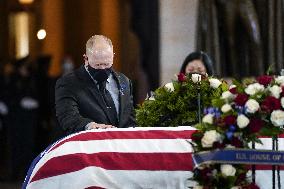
[5,57,38,180]
[0,61,15,180]
[61,55,75,76]
[34,55,57,152]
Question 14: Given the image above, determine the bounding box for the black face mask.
[88,66,112,83]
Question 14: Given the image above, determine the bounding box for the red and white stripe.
[24,127,284,189]
[26,127,195,189]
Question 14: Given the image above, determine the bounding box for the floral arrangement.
[191,75,284,189]
[136,73,228,127]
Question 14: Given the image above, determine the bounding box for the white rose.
[269,85,282,98]
[281,97,284,108]
[245,83,265,95]
[221,104,232,113]
[212,169,218,177]
[270,110,284,126]
[192,74,202,83]
[148,96,155,100]
[209,78,222,88]
[237,114,250,128]
[275,76,284,85]
[221,91,235,100]
[197,165,206,170]
[193,186,203,189]
[229,84,237,90]
[245,99,259,114]
[164,82,174,92]
[247,170,252,177]
[202,114,214,124]
[225,144,235,149]
[220,164,236,177]
[201,130,221,148]
[231,187,241,189]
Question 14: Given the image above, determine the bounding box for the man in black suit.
[55,35,136,135]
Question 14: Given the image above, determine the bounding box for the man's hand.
[89,123,116,129]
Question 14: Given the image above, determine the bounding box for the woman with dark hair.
[179,51,214,76]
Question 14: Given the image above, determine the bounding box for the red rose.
[224,115,237,125]
[177,73,186,82]
[248,118,264,133]
[191,130,203,141]
[244,183,260,189]
[281,86,284,97]
[229,87,237,94]
[234,93,248,106]
[199,167,213,183]
[261,96,281,112]
[201,74,207,80]
[231,137,243,148]
[213,141,225,149]
[203,187,210,189]
[256,75,273,86]
[212,117,227,130]
[235,172,246,185]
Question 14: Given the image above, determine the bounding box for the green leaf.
[135,75,228,127]
[212,99,225,108]
[221,82,229,91]
[259,126,283,137]
[266,64,274,75]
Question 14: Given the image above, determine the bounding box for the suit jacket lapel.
[75,65,115,124]
[112,71,126,125]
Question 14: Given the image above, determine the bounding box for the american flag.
[22,127,284,189]
[23,127,196,189]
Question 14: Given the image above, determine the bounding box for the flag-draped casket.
[23,127,284,189]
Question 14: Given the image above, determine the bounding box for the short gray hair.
[86,35,113,55]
